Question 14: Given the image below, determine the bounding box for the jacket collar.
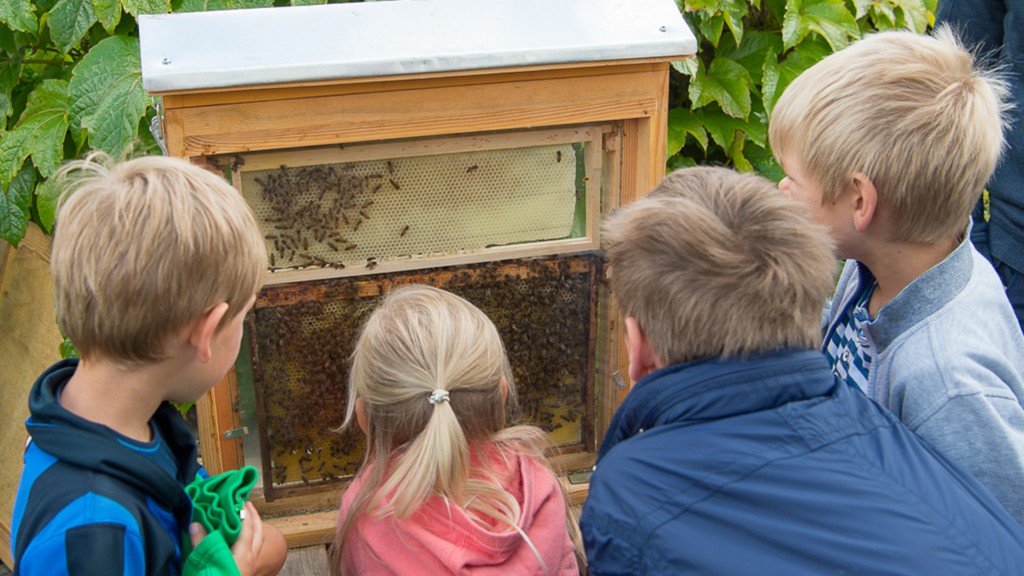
[26,358,200,517]
[598,349,835,460]
[858,230,972,351]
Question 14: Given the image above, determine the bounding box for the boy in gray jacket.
[769,28,1024,524]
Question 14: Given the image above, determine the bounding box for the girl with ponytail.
[331,284,582,575]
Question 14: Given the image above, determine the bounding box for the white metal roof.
[139,0,696,93]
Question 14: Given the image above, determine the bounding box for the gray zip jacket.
[824,232,1024,525]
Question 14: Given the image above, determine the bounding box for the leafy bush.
[0,0,360,248]
[669,0,935,179]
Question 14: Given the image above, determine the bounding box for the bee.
[386,160,395,174]
[389,178,401,190]
[366,258,378,270]
[399,225,410,237]
[231,155,246,170]
[466,165,479,173]
[556,151,562,163]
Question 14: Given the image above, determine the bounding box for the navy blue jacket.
[12,359,202,575]
[936,0,1024,272]
[580,350,1024,575]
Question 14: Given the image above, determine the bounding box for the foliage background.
[670,0,936,177]
[1,0,937,249]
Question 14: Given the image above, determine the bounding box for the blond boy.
[11,155,286,575]
[580,166,1024,574]
[769,28,1024,524]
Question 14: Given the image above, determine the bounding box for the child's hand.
[188,501,266,576]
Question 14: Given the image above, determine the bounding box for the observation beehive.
[140,0,695,546]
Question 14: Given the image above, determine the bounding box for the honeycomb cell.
[240,144,579,273]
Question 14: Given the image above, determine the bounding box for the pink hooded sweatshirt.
[337,450,579,575]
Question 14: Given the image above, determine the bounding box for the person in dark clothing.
[936,0,1024,332]
[580,166,1024,575]
[11,155,286,575]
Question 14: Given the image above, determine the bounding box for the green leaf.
[868,2,897,29]
[851,0,872,19]
[0,0,37,32]
[672,57,699,78]
[716,30,783,85]
[173,0,272,11]
[720,0,749,46]
[36,174,62,233]
[123,0,169,17]
[0,79,70,186]
[59,334,80,358]
[0,51,19,122]
[762,39,830,115]
[700,107,752,151]
[49,0,98,54]
[668,107,709,154]
[667,154,698,172]
[69,35,146,158]
[92,0,122,33]
[683,0,721,11]
[895,0,930,32]
[727,130,753,172]
[746,140,785,181]
[689,10,726,47]
[696,57,752,119]
[683,57,705,105]
[0,165,34,246]
[782,0,859,51]
[290,0,325,5]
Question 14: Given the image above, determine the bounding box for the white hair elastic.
[428,389,450,405]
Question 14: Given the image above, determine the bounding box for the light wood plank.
[158,59,681,107]
[173,70,662,157]
[280,545,331,576]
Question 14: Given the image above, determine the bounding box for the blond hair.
[604,166,837,364]
[769,27,1009,244]
[50,153,266,365]
[332,285,582,572]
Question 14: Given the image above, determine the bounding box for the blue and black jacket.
[12,359,202,575]
[581,350,1024,575]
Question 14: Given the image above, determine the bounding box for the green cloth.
[181,466,260,576]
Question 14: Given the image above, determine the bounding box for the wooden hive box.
[139,0,696,548]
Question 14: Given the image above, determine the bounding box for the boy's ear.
[625,316,659,383]
[849,172,878,233]
[189,302,230,363]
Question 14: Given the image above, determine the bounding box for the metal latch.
[223,426,249,439]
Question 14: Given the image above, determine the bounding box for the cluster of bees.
[254,163,399,271]
[252,295,373,493]
[249,254,601,492]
